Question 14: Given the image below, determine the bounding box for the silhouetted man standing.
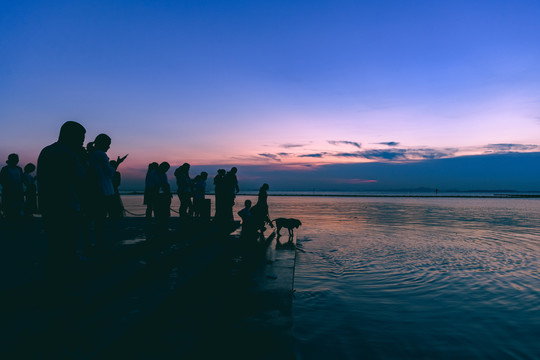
[38,121,87,288]
[213,169,226,222]
[155,162,172,234]
[224,167,239,222]
[174,163,192,219]
[0,153,24,225]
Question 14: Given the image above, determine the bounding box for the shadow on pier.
[0,217,297,359]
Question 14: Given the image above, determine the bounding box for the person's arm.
[266,213,274,227]
[115,154,128,168]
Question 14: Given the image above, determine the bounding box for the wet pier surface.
[0,217,297,359]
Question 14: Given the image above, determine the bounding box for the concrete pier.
[241,234,298,359]
[1,217,297,359]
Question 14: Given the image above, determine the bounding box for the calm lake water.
[123,194,540,359]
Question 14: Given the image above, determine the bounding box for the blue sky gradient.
[1,0,539,190]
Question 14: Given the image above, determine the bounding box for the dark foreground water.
[124,195,540,359]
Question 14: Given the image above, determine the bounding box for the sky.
[1,0,539,191]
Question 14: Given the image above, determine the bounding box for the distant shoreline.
[120,191,540,199]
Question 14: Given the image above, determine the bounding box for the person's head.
[218,169,226,176]
[200,171,208,180]
[94,134,112,152]
[175,163,189,176]
[58,121,86,150]
[244,199,252,208]
[86,141,95,153]
[6,153,19,166]
[261,183,269,191]
[24,163,36,173]
[148,162,159,172]
[193,175,201,182]
[230,167,237,174]
[158,162,170,173]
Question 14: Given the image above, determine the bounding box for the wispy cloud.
[405,148,458,160]
[298,153,326,158]
[377,141,400,146]
[280,143,306,149]
[258,153,281,161]
[328,140,362,149]
[333,152,364,158]
[360,149,408,161]
[484,144,538,153]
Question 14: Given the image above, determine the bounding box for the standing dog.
[273,218,302,237]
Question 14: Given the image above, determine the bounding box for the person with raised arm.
[88,133,127,250]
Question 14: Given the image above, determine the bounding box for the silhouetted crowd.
[1,121,273,286]
[0,154,37,224]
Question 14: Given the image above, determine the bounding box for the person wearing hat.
[0,153,24,225]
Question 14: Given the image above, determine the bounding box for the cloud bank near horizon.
[119,152,540,192]
[248,142,538,164]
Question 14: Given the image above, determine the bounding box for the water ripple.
[288,197,540,359]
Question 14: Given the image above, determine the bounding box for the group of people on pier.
[141,158,272,236]
[0,121,274,284]
[0,153,37,224]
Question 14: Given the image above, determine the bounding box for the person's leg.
[43,213,80,290]
[187,196,193,217]
[179,193,190,218]
[93,196,107,250]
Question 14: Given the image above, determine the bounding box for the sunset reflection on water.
[123,195,540,359]
[269,196,540,359]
